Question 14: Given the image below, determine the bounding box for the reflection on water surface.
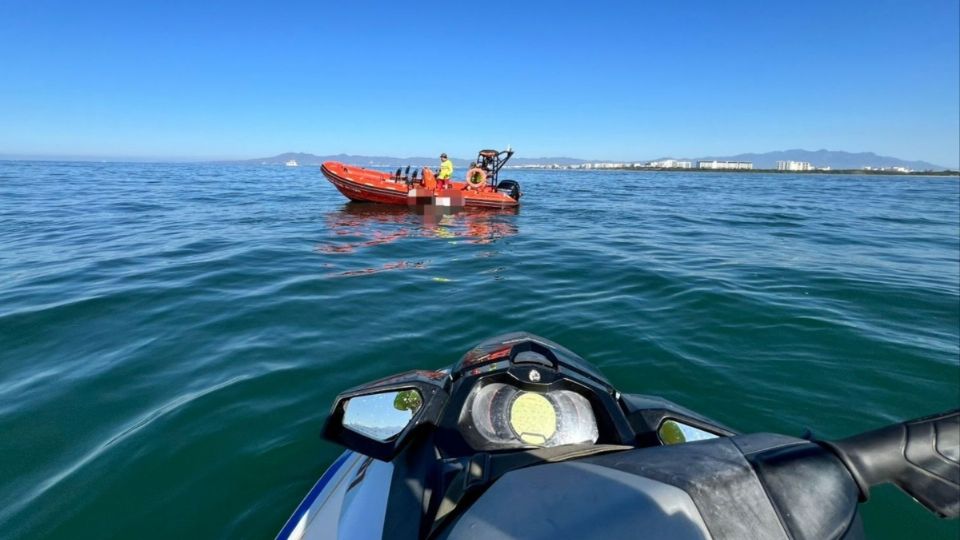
[316,204,519,277]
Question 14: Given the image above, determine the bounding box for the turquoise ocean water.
[1,161,957,538]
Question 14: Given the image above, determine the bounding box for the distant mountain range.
[218,149,951,171]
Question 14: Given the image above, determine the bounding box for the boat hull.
[321,162,519,209]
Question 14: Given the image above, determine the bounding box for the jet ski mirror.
[322,370,450,461]
[658,419,721,445]
[342,389,423,442]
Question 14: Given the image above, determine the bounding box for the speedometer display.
[459,383,599,450]
[510,393,558,445]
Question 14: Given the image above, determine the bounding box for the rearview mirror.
[658,419,720,445]
[322,370,449,461]
[343,389,423,441]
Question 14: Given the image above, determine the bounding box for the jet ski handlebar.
[819,409,960,517]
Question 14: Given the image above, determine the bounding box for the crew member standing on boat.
[438,153,453,189]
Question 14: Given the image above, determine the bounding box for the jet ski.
[277,332,959,539]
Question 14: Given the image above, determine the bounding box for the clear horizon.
[0,147,956,169]
[2,1,958,167]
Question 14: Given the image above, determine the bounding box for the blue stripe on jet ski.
[276,451,353,540]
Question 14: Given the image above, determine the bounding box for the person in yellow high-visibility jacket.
[437,153,453,189]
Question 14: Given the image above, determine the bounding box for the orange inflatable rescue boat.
[321,149,522,209]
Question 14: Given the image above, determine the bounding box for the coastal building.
[648,159,693,168]
[862,166,913,173]
[698,160,753,170]
[587,162,626,169]
[777,160,814,171]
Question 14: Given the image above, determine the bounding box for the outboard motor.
[395,168,402,182]
[496,179,522,200]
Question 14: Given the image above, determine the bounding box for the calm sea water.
[1,161,958,539]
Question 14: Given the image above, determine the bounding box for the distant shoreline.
[508,167,960,177]
[1,159,956,177]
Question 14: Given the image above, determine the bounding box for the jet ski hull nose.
[276,451,389,540]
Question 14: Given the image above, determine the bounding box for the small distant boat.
[321,149,522,209]
[285,160,299,167]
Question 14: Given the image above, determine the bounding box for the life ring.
[466,167,487,189]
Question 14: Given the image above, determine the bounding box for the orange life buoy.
[466,167,487,189]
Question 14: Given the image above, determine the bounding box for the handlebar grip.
[820,409,959,517]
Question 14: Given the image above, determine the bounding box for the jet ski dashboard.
[311,333,957,540]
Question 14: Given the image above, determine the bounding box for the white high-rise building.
[648,159,693,168]
[777,161,814,171]
[697,160,753,170]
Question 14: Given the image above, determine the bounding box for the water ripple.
[0,163,956,538]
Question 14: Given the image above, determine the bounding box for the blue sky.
[1,0,958,166]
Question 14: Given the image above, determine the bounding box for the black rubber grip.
[821,409,959,518]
